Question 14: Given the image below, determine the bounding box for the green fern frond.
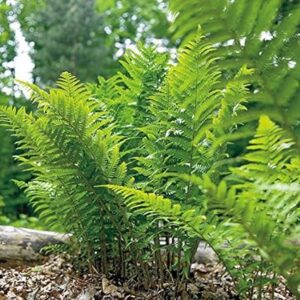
[188,116,300,296]
[170,0,300,146]
[201,175,300,298]
[105,185,206,236]
[0,73,134,272]
[117,44,169,129]
[136,37,250,201]
[232,115,295,182]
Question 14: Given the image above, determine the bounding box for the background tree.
[0,0,31,217]
[0,0,16,92]
[96,0,172,57]
[18,0,118,85]
[17,0,171,86]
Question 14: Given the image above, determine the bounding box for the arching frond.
[170,0,300,146]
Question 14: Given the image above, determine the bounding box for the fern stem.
[118,236,125,278]
[154,223,164,285]
[241,222,300,298]
[100,210,108,275]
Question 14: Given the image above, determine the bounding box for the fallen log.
[0,225,70,263]
[0,226,219,265]
[0,225,219,265]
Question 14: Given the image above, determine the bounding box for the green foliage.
[0,94,32,217]
[17,0,171,86]
[103,38,299,296]
[89,44,169,180]
[106,185,206,236]
[198,116,300,297]
[0,213,46,230]
[0,1,31,215]
[133,39,250,195]
[0,72,132,272]
[0,0,16,92]
[169,0,300,146]
[18,0,118,84]
[1,1,299,297]
[3,37,299,297]
[90,44,169,131]
[96,0,171,49]
[0,123,29,215]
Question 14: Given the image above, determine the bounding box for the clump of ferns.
[1,33,299,298]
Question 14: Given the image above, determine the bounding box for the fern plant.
[108,115,300,297]
[1,5,299,297]
[102,38,300,297]
[102,37,267,294]
[199,115,300,297]
[0,73,134,274]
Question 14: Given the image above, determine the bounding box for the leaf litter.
[0,256,295,299]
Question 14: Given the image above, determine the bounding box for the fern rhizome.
[1,9,300,299]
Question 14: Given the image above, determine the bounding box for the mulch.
[0,256,296,299]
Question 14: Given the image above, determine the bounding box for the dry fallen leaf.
[102,277,119,294]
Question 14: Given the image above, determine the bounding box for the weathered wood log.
[0,226,219,265]
[3,225,296,266]
[0,226,70,263]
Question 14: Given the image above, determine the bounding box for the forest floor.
[0,255,296,300]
